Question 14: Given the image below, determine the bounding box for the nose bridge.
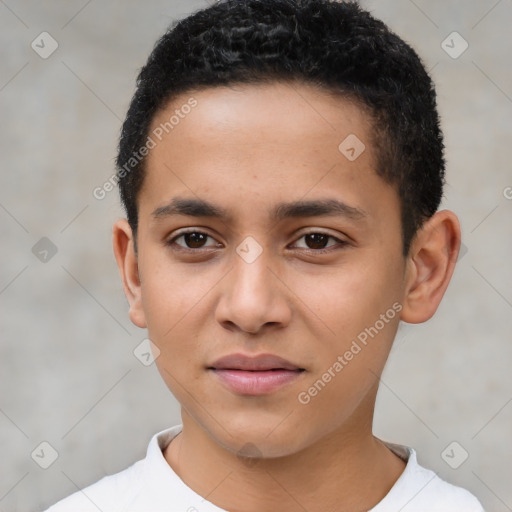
[231,236,273,299]
[215,234,290,333]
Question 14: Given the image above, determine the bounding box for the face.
[120,81,410,457]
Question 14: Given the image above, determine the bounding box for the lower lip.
[211,369,303,395]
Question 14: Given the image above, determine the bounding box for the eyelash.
[166,229,348,255]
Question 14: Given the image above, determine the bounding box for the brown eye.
[181,232,208,248]
[292,232,345,252]
[304,233,331,249]
[169,230,220,250]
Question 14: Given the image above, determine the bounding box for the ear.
[401,210,461,324]
[112,218,147,328]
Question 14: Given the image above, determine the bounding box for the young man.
[45,0,484,510]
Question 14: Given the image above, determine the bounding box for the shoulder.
[373,442,485,512]
[43,458,146,512]
[412,470,484,512]
[42,425,184,512]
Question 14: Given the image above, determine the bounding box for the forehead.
[149,81,374,156]
[139,81,398,228]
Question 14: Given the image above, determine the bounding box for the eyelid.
[292,228,345,240]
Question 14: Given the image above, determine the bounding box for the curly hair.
[116,0,445,255]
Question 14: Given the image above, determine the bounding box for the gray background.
[1,1,511,511]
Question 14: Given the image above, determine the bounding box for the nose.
[214,245,292,335]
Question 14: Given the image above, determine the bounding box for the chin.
[199,409,316,459]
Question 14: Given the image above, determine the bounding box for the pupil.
[306,233,328,249]
[186,232,206,248]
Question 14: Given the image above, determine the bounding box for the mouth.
[208,353,306,396]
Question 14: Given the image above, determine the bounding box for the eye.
[168,230,221,250]
[167,229,347,254]
[290,232,347,253]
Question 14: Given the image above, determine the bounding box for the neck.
[164,404,406,511]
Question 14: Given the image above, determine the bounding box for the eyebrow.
[151,197,367,222]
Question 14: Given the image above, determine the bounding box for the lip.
[208,353,305,396]
[210,353,303,371]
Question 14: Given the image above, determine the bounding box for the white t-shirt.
[43,425,484,512]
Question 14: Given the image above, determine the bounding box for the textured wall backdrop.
[1,1,511,511]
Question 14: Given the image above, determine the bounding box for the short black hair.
[116,0,445,255]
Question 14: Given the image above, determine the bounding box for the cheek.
[293,269,401,430]
[291,260,403,410]
[289,257,401,341]
[139,253,224,374]
[139,249,213,329]
[139,275,192,369]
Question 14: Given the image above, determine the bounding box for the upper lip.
[209,353,304,371]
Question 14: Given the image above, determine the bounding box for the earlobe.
[400,210,461,324]
[112,219,147,328]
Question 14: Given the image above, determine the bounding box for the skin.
[113,81,460,511]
